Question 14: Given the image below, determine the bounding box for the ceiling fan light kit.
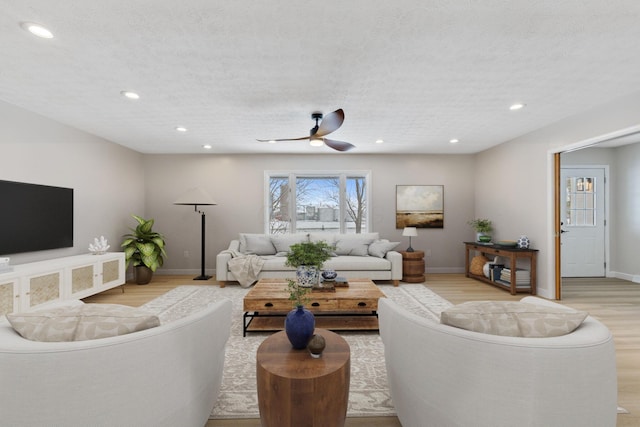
[257,108,356,152]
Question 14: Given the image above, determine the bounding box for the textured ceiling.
[1,1,640,154]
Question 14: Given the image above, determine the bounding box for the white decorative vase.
[517,235,530,249]
[296,265,319,288]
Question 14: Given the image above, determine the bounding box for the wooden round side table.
[256,328,350,427]
[401,250,426,282]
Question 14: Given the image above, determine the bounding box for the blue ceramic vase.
[285,305,315,349]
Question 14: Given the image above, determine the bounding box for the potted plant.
[121,215,167,284]
[285,240,334,287]
[467,218,493,242]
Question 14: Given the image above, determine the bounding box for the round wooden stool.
[401,250,426,282]
[256,328,350,427]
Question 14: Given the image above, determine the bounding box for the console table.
[256,329,350,427]
[464,242,537,295]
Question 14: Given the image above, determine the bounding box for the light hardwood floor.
[84,274,639,427]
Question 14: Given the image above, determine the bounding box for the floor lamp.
[174,187,217,280]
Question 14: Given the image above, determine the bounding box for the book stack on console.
[0,257,13,274]
[498,268,530,287]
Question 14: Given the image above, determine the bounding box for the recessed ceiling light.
[120,91,140,100]
[20,22,53,39]
[202,144,212,150]
[175,126,187,132]
[449,139,459,144]
[375,139,384,144]
[509,103,525,111]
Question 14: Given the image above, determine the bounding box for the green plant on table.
[286,279,311,307]
[467,218,493,233]
[284,240,334,269]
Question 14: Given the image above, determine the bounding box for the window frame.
[264,170,372,234]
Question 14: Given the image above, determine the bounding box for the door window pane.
[565,176,596,226]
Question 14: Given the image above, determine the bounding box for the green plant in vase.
[286,279,311,307]
[121,215,167,284]
[467,218,493,243]
[285,240,335,287]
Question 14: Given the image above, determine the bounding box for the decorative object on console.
[402,227,418,252]
[396,185,444,228]
[121,215,167,285]
[467,218,493,242]
[321,269,337,281]
[174,187,217,280]
[285,240,334,288]
[517,235,530,249]
[0,257,12,274]
[307,333,327,358]
[88,236,110,255]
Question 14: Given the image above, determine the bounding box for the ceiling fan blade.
[256,135,310,142]
[314,109,344,137]
[324,138,355,152]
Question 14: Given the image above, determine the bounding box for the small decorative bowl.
[478,235,492,243]
[321,269,337,281]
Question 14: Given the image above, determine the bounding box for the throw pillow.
[440,301,588,338]
[7,304,160,342]
[368,239,400,258]
[242,234,276,255]
[334,235,376,256]
[270,233,309,253]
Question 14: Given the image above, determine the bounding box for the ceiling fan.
[257,108,355,152]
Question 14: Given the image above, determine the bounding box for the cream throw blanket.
[222,250,265,288]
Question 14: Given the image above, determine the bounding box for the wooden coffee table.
[256,329,350,427]
[243,278,386,336]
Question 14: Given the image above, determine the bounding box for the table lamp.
[402,227,418,252]
[174,187,217,280]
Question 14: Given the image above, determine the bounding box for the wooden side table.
[400,250,426,283]
[256,329,350,427]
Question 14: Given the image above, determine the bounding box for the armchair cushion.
[7,304,160,342]
[440,300,588,337]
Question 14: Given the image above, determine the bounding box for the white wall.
[475,91,640,298]
[613,143,640,281]
[142,153,476,275]
[0,100,145,265]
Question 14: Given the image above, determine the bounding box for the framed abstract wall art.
[396,185,444,228]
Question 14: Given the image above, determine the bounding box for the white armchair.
[378,296,618,427]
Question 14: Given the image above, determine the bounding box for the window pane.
[565,175,597,228]
[346,176,367,234]
[268,176,290,234]
[295,177,340,233]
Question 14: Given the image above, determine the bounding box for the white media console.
[0,252,125,315]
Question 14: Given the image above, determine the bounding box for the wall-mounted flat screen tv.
[0,180,74,255]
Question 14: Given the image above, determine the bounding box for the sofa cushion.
[334,234,377,256]
[270,233,309,253]
[259,255,391,271]
[240,234,276,255]
[440,301,588,337]
[6,304,160,342]
[369,239,400,258]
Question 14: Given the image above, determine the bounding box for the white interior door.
[560,167,606,277]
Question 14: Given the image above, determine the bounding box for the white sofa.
[0,298,232,427]
[216,232,403,287]
[379,296,618,427]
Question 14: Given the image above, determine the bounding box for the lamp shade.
[174,187,216,206]
[402,227,418,237]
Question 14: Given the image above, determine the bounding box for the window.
[565,176,596,226]
[266,171,370,234]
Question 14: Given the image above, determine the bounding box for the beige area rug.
[140,283,453,419]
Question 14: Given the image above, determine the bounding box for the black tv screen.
[0,180,74,255]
